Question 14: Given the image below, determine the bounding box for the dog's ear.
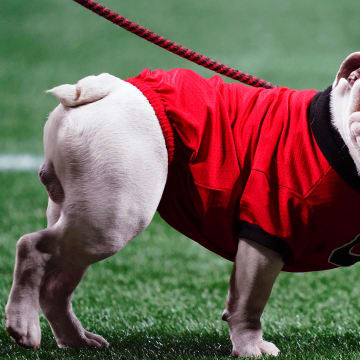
[333,52,360,88]
[46,73,118,107]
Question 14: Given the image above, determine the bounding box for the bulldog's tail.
[46,73,120,107]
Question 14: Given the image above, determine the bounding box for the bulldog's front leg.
[223,239,284,358]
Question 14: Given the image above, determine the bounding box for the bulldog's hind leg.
[5,227,58,349]
[5,164,66,349]
[39,198,109,348]
[224,239,284,358]
[5,200,109,349]
[39,262,108,348]
[37,162,167,348]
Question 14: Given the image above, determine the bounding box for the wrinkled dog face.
[331,52,360,173]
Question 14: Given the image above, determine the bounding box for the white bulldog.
[5,52,360,358]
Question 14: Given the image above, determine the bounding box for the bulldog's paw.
[5,304,41,350]
[57,330,109,349]
[232,339,280,358]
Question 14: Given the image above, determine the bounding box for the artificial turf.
[2,175,360,360]
[2,0,360,359]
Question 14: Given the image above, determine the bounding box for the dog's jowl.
[5,53,360,357]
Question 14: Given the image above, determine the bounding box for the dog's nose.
[348,68,360,86]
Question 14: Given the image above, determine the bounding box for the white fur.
[43,75,168,258]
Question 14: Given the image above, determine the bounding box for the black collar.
[309,86,360,193]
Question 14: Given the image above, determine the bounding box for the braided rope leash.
[72,0,276,89]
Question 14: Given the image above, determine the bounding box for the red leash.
[72,0,276,89]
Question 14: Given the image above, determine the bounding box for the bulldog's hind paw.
[232,339,280,358]
[57,330,109,349]
[5,304,41,350]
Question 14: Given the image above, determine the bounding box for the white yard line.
[0,154,43,171]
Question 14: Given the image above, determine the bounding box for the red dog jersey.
[127,69,360,272]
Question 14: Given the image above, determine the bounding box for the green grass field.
[2,0,360,359]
